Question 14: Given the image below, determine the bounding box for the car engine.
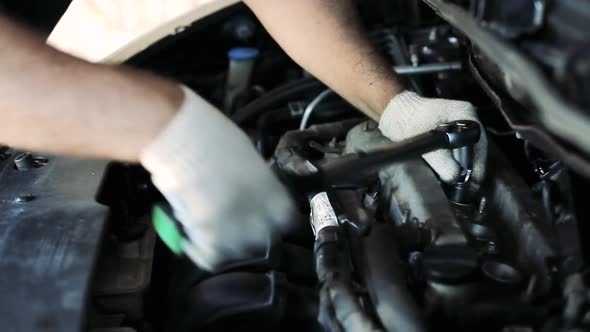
[1,1,590,332]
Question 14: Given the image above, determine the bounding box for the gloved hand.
[141,86,293,271]
[379,91,487,183]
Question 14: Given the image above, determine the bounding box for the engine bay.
[1,1,590,331]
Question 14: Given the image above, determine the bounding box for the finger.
[182,239,217,271]
[423,149,462,183]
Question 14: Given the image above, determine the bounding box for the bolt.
[421,45,433,55]
[34,157,48,167]
[14,152,36,171]
[448,36,459,46]
[15,194,35,203]
[409,251,422,266]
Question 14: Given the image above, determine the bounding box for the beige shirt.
[48,0,240,64]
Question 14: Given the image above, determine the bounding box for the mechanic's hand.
[379,91,487,183]
[141,86,293,271]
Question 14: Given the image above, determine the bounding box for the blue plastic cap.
[228,47,259,62]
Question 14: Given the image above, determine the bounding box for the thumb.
[423,149,462,183]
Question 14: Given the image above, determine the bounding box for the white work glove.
[379,91,487,183]
[140,86,293,271]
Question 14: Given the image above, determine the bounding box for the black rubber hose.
[315,226,382,332]
[361,223,427,332]
[232,77,325,125]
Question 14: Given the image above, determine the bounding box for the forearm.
[244,0,403,119]
[0,16,182,161]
